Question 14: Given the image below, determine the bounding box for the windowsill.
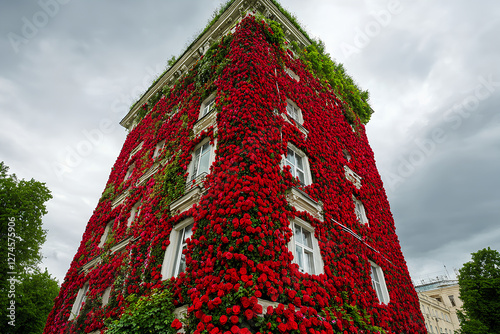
[286,187,323,221]
[111,164,162,209]
[186,172,208,192]
[112,191,129,209]
[111,236,136,254]
[79,256,101,274]
[344,166,362,189]
[281,113,309,138]
[128,142,144,161]
[136,163,160,186]
[170,183,205,215]
[193,110,217,136]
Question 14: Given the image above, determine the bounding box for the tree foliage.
[0,162,53,270]
[456,247,500,334]
[0,162,58,333]
[6,270,60,334]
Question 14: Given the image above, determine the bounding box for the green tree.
[456,247,500,334]
[0,162,58,333]
[12,269,59,334]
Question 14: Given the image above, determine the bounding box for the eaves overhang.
[119,0,311,130]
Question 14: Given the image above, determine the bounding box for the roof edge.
[120,0,311,130]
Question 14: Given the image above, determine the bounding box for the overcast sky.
[1,0,499,285]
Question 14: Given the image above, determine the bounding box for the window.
[98,220,113,248]
[289,218,323,275]
[342,149,352,162]
[284,144,311,186]
[353,196,369,225]
[69,283,89,320]
[200,94,216,119]
[153,140,166,159]
[344,166,362,189]
[188,140,215,185]
[124,164,134,181]
[285,67,300,81]
[129,141,144,160]
[286,100,303,124]
[448,295,456,307]
[161,218,194,278]
[127,201,141,227]
[369,261,390,304]
[102,286,112,307]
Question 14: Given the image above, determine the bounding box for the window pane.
[371,265,380,283]
[174,224,193,276]
[297,170,305,184]
[287,148,295,166]
[303,230,313,248]
[178,246,187,274]
[192,147,201,178]
[184,224,193,241]
[294,224,302,244]
[296,155,303,170]
[295,244,304,270]
[198,148,211,175]
[304,249,314,274]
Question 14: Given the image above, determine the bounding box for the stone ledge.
[286,187,323,221]
[170,186,204,215]
[344,166,362,189]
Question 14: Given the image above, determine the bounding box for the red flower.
[230,315,239,324]
[244,309,253,320]
[171,318,182,330]
[219,315,228,325]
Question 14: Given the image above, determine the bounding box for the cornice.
[120,0,311,130]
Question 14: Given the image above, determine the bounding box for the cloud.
[1,0,499,285]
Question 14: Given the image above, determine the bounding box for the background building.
[45,0,427,332]
[416,278,462,333]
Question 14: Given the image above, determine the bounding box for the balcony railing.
[185,172,207,192]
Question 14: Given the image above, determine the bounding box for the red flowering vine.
[44,14,426,334]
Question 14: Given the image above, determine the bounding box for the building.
[416,279,462,333]
[44,0,427,333]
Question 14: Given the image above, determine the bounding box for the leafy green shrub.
[105,288,179,334]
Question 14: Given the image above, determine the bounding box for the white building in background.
[415,279,463,333]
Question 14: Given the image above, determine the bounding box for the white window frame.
[199,93,216,119]
[285,67,300,82]
[128,141,144,161]
[353,196,369,225]
[282,143,312,186]
[369,260,390,304]
[161,217,194,279]
[153,139,166,159]
[102,285,112,307]
[288,218,324,275]
[69,282,89,320]
[98,220,113,248]
[286,100,303,125]
[187,139,216,184]
[127,201,141,227]
[344,166,362,189]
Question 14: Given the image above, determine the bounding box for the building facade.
[416,280,462,333]
[45,0,427,333]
